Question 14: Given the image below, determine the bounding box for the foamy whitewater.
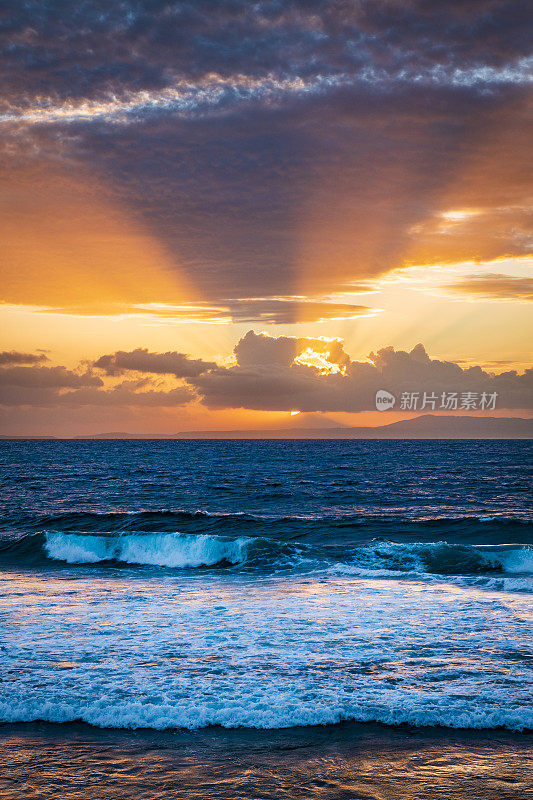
[0,440,532,734]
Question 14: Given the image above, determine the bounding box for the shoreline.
[2,716,533,736]
[2,720,531,800]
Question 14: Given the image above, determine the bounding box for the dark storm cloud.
[1,0,530,107]
[0,351,48,365]
[40,82,525,303]
[187,331,533,411]
[443,273,533,301]
[94,347,216,377]
[1,1,531,305]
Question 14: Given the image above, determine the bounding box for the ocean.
[0,439,532,798]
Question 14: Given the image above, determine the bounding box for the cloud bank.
[0,351,49,365]
[444,273,533,301]
[0,363,193,407]
[188,332,533,412]
[94,348,216,377]
[2,334,531,413]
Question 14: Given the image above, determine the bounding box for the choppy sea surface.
[1,438,532,799]
[0,438,531,743]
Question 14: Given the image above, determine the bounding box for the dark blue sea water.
[0,439,532,738]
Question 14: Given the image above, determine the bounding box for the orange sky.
[1,2,531,435]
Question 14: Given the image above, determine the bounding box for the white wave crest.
[44,531,248,568]
[1,693,531,733]
[498,546,533,574]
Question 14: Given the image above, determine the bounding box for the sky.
[0,0,532,435]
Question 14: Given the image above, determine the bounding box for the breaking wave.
[43,531,248,568]
[1,693,531,733]
[0,531,531,590]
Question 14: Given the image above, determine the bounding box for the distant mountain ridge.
[1,415,531,439]
[169,415,533,439]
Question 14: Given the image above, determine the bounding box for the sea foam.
[1,692,531,732]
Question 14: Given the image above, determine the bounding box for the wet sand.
[1,721,531,799]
